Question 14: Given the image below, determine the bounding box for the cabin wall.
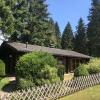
[0,42,90,75]
[0,44,18,75]
[54,55,90,73]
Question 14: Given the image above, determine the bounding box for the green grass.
[58,85,100,100]
[0,77,2,80]
[0,77,10,90]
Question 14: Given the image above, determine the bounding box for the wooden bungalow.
[0,42,91,75]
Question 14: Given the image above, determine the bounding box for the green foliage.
[34,66,60,86]
[16,51,60,89]
[87,0,100,56]
[0,0,15,36]
[16,78,34,90]
[57,64,64,81]
[0,59,5,76]
[88,66,100,74]
[74,58,100,75]
[55,22,61,48]
[0,0,57,47]
[46,18,58,48]
[74,65,89,77]
[74,18,88,55]
[61,22,73,50]
[86,58,100,74]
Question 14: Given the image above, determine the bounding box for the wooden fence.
[3,73,100,100]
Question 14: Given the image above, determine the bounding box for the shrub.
[16,78,34,89]
[74,58,100,76]
[0,60,5,76]
[57,64,64,81]
[74,64,89,77]
[16,51,60,89]
[86,58,100,74]
[87,66,100,74]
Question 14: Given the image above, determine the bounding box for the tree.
[0,0,56,47]
[27,0,52,46]
[61,22,73,50]
[0,0,31,41]
[0,0,15,37]
[87,0,100,56]
[74,18,88,54]
[55,22,61,48]
[45,18,57,47]
[12,0,30,42]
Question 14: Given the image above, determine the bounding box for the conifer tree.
[45,18,56,47]
[55,22,61,48]
[61,22,73,50]
[0,0,55,47]
[74,18,88,54]
[28,0,51,46]
[0,0,15,37]
[87,0,100,56]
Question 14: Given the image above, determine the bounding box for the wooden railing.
[3,73,100,100]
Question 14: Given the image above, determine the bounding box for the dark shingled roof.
[7,42,91,59]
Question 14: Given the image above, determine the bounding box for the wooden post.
[74,59,76,68]
[63,56,66,74]
[78,59,80,65]
[69,58,73,73]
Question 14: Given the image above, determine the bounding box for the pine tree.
[0,0,55,47]
[55,22,61,48]
[28,0,51,46]
[61,22,73,50]
[0,0,30,41]
[74,18,88,54]
[44,18,56,47]
[87,0,100,56]
[0,0,15,37]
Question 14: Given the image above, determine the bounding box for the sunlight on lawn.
[58,85,100,100]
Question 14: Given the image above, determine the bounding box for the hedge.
[86,58,100,74]
[74,64,89,77]
[74,58,100,76]
[16,51,61,89]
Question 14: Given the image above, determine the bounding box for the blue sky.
[46,0,91,33]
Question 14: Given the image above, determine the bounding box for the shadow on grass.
[2,80,17,93]
[0,76,6,80]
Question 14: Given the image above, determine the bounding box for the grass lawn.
[58,85,100,100]
[0,77,10,90]
[0,77,2,80]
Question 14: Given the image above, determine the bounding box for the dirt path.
[0,77,16,99]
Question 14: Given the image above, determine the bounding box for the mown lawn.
[58,85,100,100]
